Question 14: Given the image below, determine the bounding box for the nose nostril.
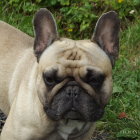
[66,92,71,98]
[74,92,78,97]
[65,86,80,98]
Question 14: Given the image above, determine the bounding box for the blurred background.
[0,0,139,140]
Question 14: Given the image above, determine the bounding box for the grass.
[0,3,140,140]
[96,22,140,140]
[101,57,140,140]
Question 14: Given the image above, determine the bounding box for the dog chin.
[44,106,104,122]
[64,109,84,120]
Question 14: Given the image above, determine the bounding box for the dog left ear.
[33,8,58,61]
[91,11,120,66]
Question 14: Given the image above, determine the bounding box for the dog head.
[33,8,120,122]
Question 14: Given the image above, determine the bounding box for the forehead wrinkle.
[68,50,77,60]
[58,46,89,68]
[64,48,79,59]
[59,58,89,68]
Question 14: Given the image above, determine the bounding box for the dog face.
[34,9,120,122]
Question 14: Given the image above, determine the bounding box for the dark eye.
[89,76,99,84]
[88,75,105,89]
[43,71,64,87]
[85,69,105,89]
[43,72,56,86]
[44,75,55,86]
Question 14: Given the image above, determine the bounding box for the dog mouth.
[63,108,84,121]
[44,103,104,122]
[44,105,85,121]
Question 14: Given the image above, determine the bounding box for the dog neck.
[57,120,91,140]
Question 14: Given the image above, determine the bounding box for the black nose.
[65,86,80,99]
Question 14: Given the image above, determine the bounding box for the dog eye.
[43,72,63,87]
[85,69,105,89]
[43,75,56,86]
[88,75,105,89]
[89,76,101,86]
[89,76,99,83]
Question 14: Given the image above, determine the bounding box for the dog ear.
[33,8,58,61]
[91,11,120,66]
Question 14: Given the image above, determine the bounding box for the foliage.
[0,0,140,38]
[103,57,140,140]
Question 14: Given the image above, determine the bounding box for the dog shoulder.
[0,20,34,48]
[0,20,20,35]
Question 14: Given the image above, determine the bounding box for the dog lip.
[71,107,76,111]
[64,110,83,120]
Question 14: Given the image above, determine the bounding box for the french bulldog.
[0,8,120,140]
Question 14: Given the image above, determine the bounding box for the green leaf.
[133,0,140,5]
[113,84,123,93]
[35,0,42,3]
[60,0,70,5]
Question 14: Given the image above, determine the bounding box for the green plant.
[1,0,140,38]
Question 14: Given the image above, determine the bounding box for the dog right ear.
[91,11,120,67]
[33,8,58,62]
